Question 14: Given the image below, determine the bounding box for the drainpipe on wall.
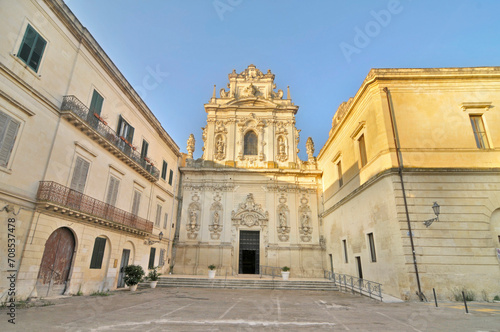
[383,87,425,301]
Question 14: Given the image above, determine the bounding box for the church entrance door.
[239,230,259,274]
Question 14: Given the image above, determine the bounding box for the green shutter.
[89,90,104,115]
[127,125,134,143]
[161,161,167,180]
[148,247,156,269]
[168,170,173,185]
[141,140,149,159]
[90,237,106,269]
[18,25,46,72]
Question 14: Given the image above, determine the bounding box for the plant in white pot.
[208,264,216,279]
[147,266,161,288]
[281,266,290,281]
[124,264,145,291]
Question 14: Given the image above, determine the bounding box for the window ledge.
[10,53,42,79]
[0,166,13,175]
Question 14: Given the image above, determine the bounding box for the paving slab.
[1,287,499,331]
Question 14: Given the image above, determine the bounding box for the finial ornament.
[287,86,291,100]
[187,134,195,159]
[306,137,315,162]
[212,85,216,99]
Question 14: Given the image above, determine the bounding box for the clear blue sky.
[65,0,500,159]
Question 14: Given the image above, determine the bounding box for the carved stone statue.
[213,211,220,225]
[278,137,285,154]
[306,137,315,162]
[242,83,258,97]
[279,212,287,227]
[301,213,310,228]
[220,88,228,98]
[271,89,284,99]
[189,210,197,226]
[187,134,195,159]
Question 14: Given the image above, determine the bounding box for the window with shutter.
[161,160,168,180]
[141,140,149,159]
[105,176,120,206]
[117,115,134,143]
[70,156,90,193]
[89,90,104,116]
[148,247,156,269]
[90,237,107,269]
[155,204,162,227]
[17,24,47,72]
[163,213,168,229]
[0,111,20,167]
[168,170,173,185]
[131,190,141,215]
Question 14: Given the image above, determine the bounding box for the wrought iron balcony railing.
[37,181,153,235]
[60,95,160,181]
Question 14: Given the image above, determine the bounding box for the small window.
[163,213,168,229]
[0,111,20,167]
[141,139,149,159]
[155,204,162,227]
[70,156,90,193]
[131,190,141,215]
[469,115,489,149]
[17,24,47,72]
[244,131,258,155]
[148,247,156,269]
[343,239,348,263]
[89,90,104,116]
[358,134,367,168]
[168,169,174,185]
[161,161,168,180]
[368,233,377,262]
[90,237,106,269]
[117,115,134,143]
[337,160,343,187]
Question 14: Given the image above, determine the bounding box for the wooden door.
[117,249,130,288]
[37,227,75,296]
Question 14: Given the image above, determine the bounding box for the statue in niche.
[189,210,198,226]
[213,211,220,225]
[279,212,287,227]
[187,134,195,159]
[216,137,224,154]
[301,213,310,228]
[278,137,286,155]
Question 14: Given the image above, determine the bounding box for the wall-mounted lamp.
[423,202,440,228]
[146,231,163,245]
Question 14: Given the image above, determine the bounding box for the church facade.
[173,65,324,277]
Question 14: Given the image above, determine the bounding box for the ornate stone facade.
[174,65,323,277]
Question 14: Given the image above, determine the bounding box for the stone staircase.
[152,276,339,291]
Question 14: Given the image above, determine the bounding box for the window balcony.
[60,95,160,182]
[36,181,153,236]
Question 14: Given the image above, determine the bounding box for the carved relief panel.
[209,192,223,240]
[277,193,290,241]
[186,193,201,239]
[298,194,312,242]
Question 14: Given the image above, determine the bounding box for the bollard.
[462,291,469,314]
[433,288,438,307]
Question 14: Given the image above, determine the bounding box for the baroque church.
[173,65,324,277]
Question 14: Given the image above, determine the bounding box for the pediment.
[226,97,278,108]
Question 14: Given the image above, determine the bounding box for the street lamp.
[146,231,163,245]
[423,202,440,228]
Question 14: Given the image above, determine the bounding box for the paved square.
[1,287,499,331]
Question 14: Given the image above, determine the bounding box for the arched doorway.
[36,227,75,297]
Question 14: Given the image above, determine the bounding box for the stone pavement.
[1,287,499,331]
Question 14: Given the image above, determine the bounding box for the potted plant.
[124,264,145,291]
[208,264,216,279]
[281,266,290,281]
[147,266,161,288]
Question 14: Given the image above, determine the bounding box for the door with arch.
[36,227,75,297]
